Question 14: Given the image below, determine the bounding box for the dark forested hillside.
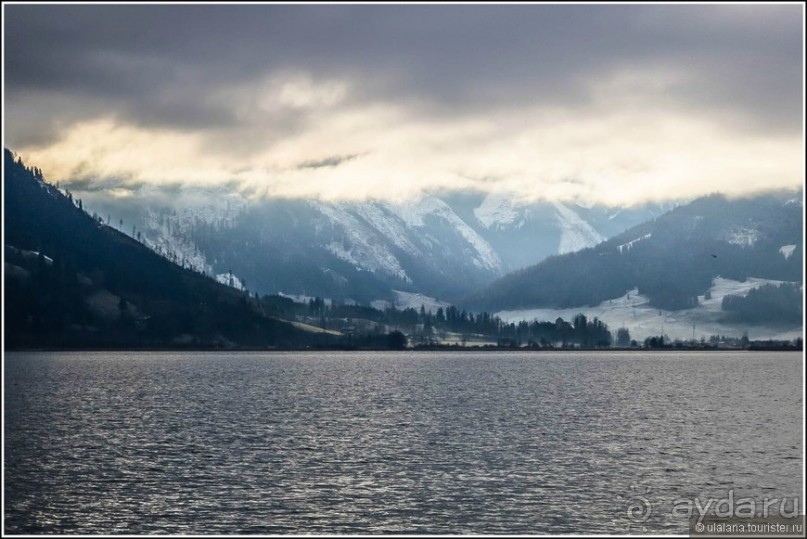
[721,283,803,325]
[3,149,336,349]
[465,193,803,315]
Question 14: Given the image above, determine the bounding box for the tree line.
[254,293,623,348]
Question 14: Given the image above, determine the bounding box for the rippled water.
[4,351,802,534]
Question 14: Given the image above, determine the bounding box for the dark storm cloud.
[298,154,360,170]
[61,175,147,194]
[4,3,802,148]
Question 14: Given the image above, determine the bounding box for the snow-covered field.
[392,290,452,312]
[497,277,803,342]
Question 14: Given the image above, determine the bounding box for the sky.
[3,3,804,206]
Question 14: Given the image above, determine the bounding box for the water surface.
[4,351,803,534]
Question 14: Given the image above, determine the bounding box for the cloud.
[298,154,361,170]
[22,89,801,207]
[4,4,803,205]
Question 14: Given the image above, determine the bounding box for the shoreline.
[4,345,802,353]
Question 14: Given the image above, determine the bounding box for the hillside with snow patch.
[466,192,803,322]
[497,277,802,342]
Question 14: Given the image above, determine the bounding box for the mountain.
[7,147,801,345]
[442,190,673,271]
[77,187,671,305]
[465,192,803,322]
[3,149,338,349]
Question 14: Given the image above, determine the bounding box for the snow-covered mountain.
[447,191,675,273]
[466,192,804,325]
[83,189,673,304]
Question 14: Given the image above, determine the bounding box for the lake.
[3,351,803,534]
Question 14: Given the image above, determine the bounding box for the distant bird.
[711,254,718,258]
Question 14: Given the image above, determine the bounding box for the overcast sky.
[4,3,804,205]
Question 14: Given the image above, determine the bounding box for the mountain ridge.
[73,186,673,304]
[464,191,803,316]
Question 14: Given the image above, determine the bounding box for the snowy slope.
[473,192,522,229]
[134,195,248,289]
[617,233,652,253]
[312,201,412,282]
[551,202,605,254]
[140,207,213,274]
[351,202,420,257]
[725,228,760,246]
[780,244,797,260]
[308,196,505,283]
[390,196,503,272]
[215,272,245,291]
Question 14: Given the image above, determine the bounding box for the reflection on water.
[4,351,802,534]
